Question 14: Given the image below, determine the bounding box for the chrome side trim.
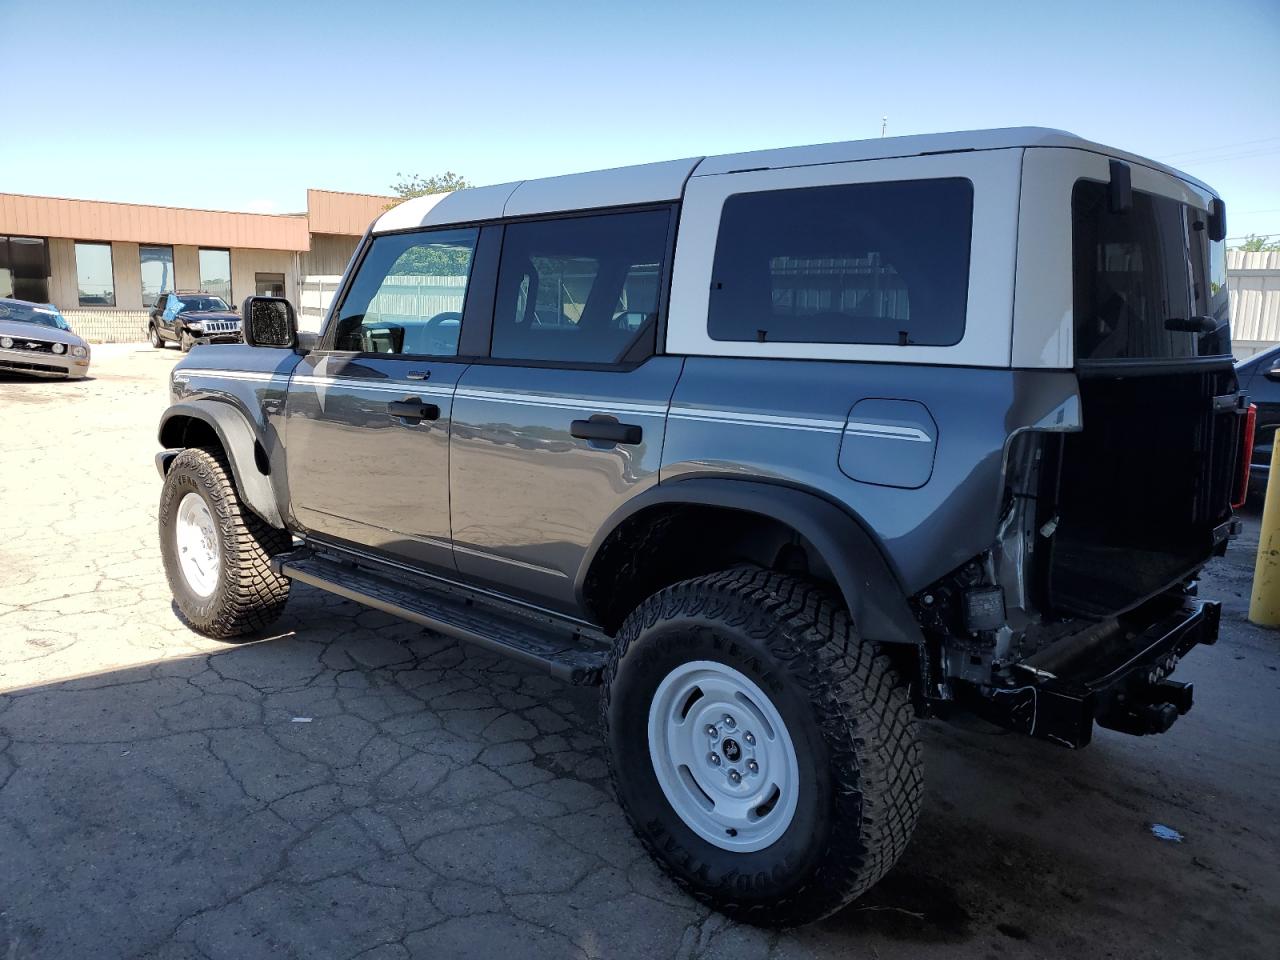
[455,388,669,416]
[669,407,845,433]
[843,422,933,443]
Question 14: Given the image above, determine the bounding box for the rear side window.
[707,179,973,346]
[1072,180,1230,361]
[330,228,477,356]
[491,209,670,364]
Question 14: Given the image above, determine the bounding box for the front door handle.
[388,397,440,423]
[571,418,643,445]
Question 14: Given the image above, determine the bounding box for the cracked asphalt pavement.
[1,345,1278,959]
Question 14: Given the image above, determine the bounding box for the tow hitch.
[960,597,1219,748]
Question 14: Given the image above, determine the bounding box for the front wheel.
[602,568,922,926]
[179,330,194,353]
[159,446,292,637]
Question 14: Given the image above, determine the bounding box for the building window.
[0,235,51,303]
[74,242,116,306]
[140,244,175,307]
[198,248,232,304]
[255,273,286,297]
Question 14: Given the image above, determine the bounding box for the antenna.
[881,116,888,138]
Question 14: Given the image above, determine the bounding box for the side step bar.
[272,549,610,685]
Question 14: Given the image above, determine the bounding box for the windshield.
[1072,179,1230,361]
[176,296,230,313]
[0,300,70,331]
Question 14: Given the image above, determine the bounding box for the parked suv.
[148,292,241,352]
[154,128,1248,926]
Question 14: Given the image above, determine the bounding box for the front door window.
[329,228,477,357]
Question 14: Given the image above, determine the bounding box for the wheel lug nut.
[723,715,736,730]
[728,769,742,784]
[708,752,721,766]
[747,759,758,774]
[743,731,755,745]
[705,724,718,739]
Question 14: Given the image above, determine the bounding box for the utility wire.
[1159,135,1280,160]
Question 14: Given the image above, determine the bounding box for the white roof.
[371,126,1214,234]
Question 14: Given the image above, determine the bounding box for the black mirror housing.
[242,296,297,348]
[1208,197,1227,243]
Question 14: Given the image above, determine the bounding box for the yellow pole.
[1249,441,1280,626]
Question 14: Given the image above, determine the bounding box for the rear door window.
[490,209,671,364]
[706,179,973,346]
[1072,180,1230,361]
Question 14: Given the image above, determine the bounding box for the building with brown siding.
[0,188,392,341]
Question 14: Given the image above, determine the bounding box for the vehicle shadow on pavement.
[1,581,1277,960]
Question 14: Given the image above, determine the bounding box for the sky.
[2,0,1278,241]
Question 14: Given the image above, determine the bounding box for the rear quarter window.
[706,178,973,346]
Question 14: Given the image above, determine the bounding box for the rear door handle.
[388,397,440,423]
[570,418,643,445]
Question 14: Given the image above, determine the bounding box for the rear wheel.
[148,324,164,348]
[602,567,922,926]
[159,446,291,638]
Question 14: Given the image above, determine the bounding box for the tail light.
[1232,403,1257,509]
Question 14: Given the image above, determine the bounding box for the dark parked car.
[147,292,241,352]
[1235,344,1280,491]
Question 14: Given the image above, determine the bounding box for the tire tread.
[601,566,922,926]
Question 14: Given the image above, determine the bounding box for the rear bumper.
[959,595,1220,748]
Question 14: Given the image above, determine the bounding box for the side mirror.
[1263,366,1280,383]
[242,296,297,348]
[1208,197,1227,243]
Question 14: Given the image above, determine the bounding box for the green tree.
[390,171,471,199]
[1234,233,1280,252]
[384,171,475,276]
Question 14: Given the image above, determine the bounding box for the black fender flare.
[156,400,283,528]
[575,478,924,647]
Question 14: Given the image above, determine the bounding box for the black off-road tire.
[148,324,164,349]
[179,330,193,353]
[159,446,292,638]
[602,567,922,927]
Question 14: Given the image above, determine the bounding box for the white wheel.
[647,659,800,853]
[174,491,220,597]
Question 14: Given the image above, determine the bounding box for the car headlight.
[71,345,88,358]
[51,342,66,354]
[0,336,11,349]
